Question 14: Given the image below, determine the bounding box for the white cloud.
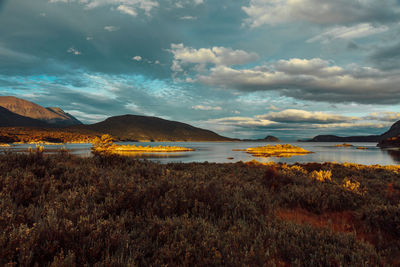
[259,109,359,123]
[67,47,81,55]
[117,5,138,16]
[132,55,142,61]
[307,23,389,43]
[207,116,277,127]
[169,43,259,73]
[104,26,120,32]
[242,0,400,27]
[192,105,222,111]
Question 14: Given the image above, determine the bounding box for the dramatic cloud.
[307,23,389,44]
[259,109,359,123]
[196,58,400,104]
[242,0,400,27]
[169,43,259,73]
[1,0,400,139]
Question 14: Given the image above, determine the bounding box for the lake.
[2,141,400,165]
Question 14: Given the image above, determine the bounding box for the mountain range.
[308,122,400,145]
[1,96,400,146]
[0,96,232,142]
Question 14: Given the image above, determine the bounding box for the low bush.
[0,154,399,266]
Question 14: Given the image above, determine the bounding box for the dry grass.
[244,144,312,158]
[1,152,399,266]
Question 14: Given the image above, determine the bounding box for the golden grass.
[0,143,10,147]
[14,141,65,145]
[244,144,312,158]
[92,144,194,154]
[356,147,368,150]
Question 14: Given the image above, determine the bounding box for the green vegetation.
[1,151,399,266]
[244,144,312,158]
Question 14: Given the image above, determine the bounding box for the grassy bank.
[1,152,399,266]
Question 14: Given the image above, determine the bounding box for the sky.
[1,0,400,140]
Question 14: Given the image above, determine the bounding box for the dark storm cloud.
[193,58,400,105]
[369,42,400,70]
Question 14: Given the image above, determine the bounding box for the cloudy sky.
[1,0,400,140]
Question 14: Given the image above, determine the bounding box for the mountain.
[0,96,82,127]
[380,120,400,140]
[74,114,233,142]
[0,106,48,127]
[308,135,380,142]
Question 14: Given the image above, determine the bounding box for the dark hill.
[309,120,400,145]
[309,135,380,142]
[242,135,281,142]
[0,106,48,127]
[0,96,82,126]
[264,135,280,142]
[378,120,400,147]
[380,120,400,140]
[75,114,233,141]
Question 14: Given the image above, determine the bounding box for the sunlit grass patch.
[244,144,312,158]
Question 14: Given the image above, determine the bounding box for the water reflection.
[385,149,400,164]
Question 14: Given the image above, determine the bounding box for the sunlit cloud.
[192,105,222,111]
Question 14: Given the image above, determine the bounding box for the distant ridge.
[0,96,82,127]
[308,135,380,142]
[74,114,233,142]
[308,120,400,145]
[242,135,281,142]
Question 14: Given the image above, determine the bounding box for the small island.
[335,143,354,147]
[243,144,312,158]
[91,135,194,155]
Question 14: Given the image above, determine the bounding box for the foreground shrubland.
[1,152,399,266]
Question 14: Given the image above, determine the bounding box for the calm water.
[2,142,400,165]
